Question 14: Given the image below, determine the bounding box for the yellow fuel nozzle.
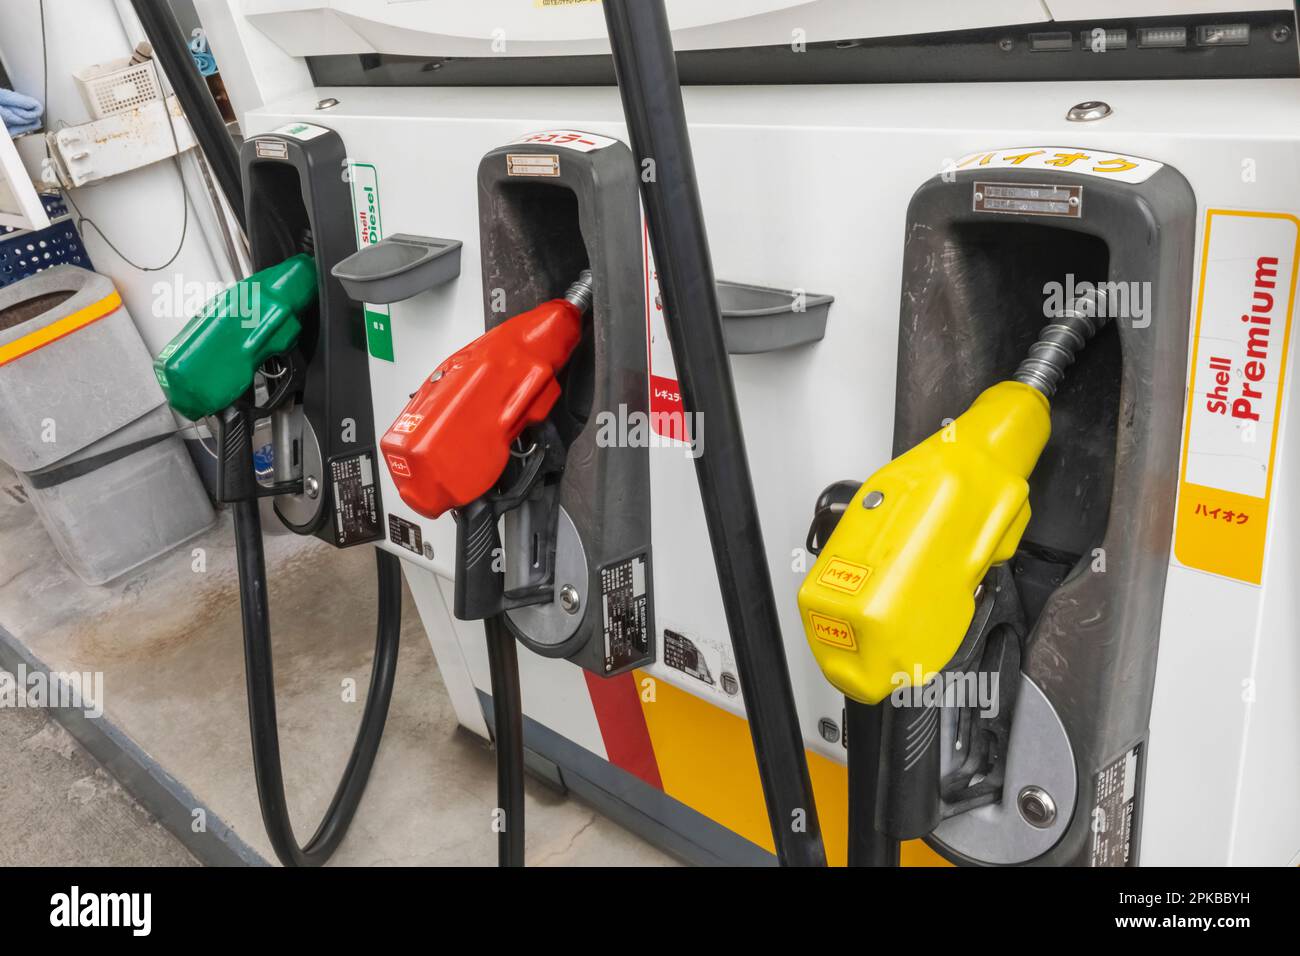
[800,292,1108,705]
[798,381,1050,704]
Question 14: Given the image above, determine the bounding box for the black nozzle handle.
[453,497,505,621]
[877,680,943,840]
[213,401,259,504]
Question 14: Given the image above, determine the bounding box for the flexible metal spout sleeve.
[1014,288,1111,398]
[563,269,595,313]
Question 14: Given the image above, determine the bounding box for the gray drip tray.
[716,280,832,354]
[331,233,462,304]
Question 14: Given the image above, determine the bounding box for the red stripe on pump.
[583,671,663,790]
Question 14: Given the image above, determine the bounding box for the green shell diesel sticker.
[365,307,394,362]
[347,162,394,362]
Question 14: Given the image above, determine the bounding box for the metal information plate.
[974,181,1082,218]
[506,153,560,177]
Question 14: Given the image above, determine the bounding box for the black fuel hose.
[485,614,525,867]
[845,699,901,866]
[231,497,401,867]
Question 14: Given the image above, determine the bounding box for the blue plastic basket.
[0,194,93,288]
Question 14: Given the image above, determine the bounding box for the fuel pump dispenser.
[800,293,1103,861]
[154,127,399,867]
[378,129,659,866]
[473,136,655,677]
[380,272,595,867]
[801,157,1195,866]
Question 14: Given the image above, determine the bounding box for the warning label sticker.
[388,514,423,557]
[330,452,381,547]
[600,553,651,672]
[663,629,714,686]
[1174,209,1299,584]
[1090,744,1141,868]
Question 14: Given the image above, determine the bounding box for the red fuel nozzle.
[381,271,593,519]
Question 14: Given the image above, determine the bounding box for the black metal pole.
[129,0,247,233]
[602,0,826,867]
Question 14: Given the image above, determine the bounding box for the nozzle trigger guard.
[210,350,307,504]
[452,424,566,622]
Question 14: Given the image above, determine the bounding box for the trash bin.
[0,266,214,584]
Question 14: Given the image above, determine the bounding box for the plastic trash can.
[0,267,214,584]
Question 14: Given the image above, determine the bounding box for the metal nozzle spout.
[563,269,595,314]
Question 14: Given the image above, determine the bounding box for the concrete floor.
[0,689,196,866]
[0,466,674,866]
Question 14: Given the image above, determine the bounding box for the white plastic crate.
[73,57,162,120]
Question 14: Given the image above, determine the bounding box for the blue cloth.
[0,88,43,136]
[189,37,218,77]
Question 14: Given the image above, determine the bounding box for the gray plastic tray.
[716,280,833,354]
[331,233,462,304]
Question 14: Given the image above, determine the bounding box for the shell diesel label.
[1174,209,1300,584]
[347,161,394,362]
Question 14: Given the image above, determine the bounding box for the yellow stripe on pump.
[797,380,1051,704]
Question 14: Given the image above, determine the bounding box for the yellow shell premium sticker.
[817,557,872,595]
[808,612,857,650]
[1174,209,1300,585]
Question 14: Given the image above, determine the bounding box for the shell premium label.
[1173,209,1300,585]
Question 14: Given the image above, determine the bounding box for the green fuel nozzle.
[154,254,318,421]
